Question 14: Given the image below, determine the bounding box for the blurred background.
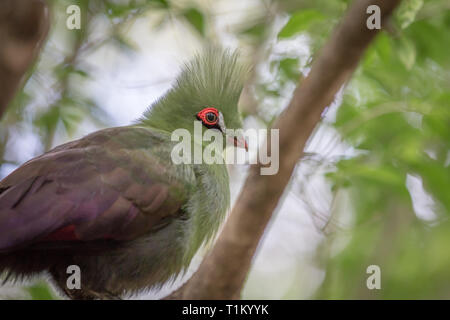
[0,0,449,299]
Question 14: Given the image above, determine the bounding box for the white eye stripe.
[218,112,226,132]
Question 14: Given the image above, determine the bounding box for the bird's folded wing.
[0,126,195,252]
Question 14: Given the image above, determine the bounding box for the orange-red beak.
[233,136,248,151]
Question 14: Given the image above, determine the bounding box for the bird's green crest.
[139,47,248,133]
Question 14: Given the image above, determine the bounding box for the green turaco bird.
[0,48,248,299]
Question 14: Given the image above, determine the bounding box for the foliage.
[250,0,450,299]
[318,0,450,299]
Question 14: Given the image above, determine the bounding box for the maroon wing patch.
[40,225,79,242]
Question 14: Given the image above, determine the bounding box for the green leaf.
[147,0,169,8]
[278,57,301,80]
[239,22,267,41]
[397,37,416,70]
[35,107,60,133]
[54,64,90,79]
[397,0,424,29]
[26,282,55,300]
[183,8,205,36]
[278,9,325,39]
[60,103,85,135]
[105,1,132,18]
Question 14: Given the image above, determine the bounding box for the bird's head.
[140,47,248,151]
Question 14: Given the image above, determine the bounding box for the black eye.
[206,112,217,123]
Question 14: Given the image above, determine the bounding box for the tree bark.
[0,0,49,119]
[166,0,402,300]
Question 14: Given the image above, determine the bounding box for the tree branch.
[166,0,402,299]
[0,0,49,119]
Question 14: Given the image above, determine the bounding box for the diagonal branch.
[166,0,402,299]
[0,0,49,120]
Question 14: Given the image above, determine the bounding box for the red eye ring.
[196,107,219,127]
